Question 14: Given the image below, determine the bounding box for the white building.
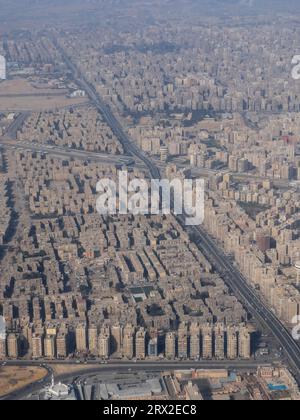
[44,375,76,400]
[70,89,86,98]
[0,55,6,80]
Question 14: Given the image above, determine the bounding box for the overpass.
[0,137,136,168]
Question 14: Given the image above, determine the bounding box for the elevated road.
[0,137,136,167]
[55,40,300,381]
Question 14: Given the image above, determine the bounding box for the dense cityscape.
[0,0,300,403]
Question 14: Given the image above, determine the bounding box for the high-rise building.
[75,324,87,353]
[148,337,158,358]
[7,334,19,358]
[122,324,134,359]
[56,332,68,358]
[202,325,213,359]
[256,230,271,253]
[135,327,146,359]
[111,324,123,356]
[32,297,41,321]
[0,337,6,358]
[214,324,225,360]
[44,335,56,359]
[32,334,43,359]
[239,326,251,359]
[88,325,98,355]
[190,322,200,359]
[178,323,188,359]
[98,328,110,359]
[226,326,238,360]
[23,325,33,353]
[0,55,6,80]
[160,146,168,162]
[165,332,176,359]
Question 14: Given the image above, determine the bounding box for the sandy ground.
[0,96,88,112]
[0,366,47,397]
[0,79,65,95]
[51,364,100,377]
[0,78,89,111]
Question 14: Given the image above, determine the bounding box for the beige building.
[75,324,87,353]
[0,337,6,358]
[56,332,68,358]
[178,323,188,359]
[98,327,110,358]
[135,328,146,359]
[202,325,213,359]
[122,324,134,359]
[32,334,43,359]
[165,332,176,359]
[227,326,238,360]
[190,323,200,359]
[7,334,19,359]
[44,335,56,359]
[214,324,225,360]
[88,325,98,355]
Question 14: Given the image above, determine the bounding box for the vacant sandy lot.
[0,96,88,112]
[0,366,47,397]
[0,79,65,95]
[51,364,100,377]
[0,78,89,112]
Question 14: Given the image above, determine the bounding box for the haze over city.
[0,0,300,404]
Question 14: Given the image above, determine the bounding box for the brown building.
[256,231,271,253]
[32,334,43,359]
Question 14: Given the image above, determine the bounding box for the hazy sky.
[0,0,300,33]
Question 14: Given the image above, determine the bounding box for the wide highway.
[0,136,136,167]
